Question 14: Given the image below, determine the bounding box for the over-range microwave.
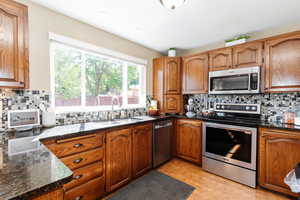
[209,66,260,94]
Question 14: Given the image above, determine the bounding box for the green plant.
[169,47,176,50]
[225,35,250,43]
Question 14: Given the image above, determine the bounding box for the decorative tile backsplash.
[185,93,300,122]
[0,89,149,130]
[1,88,299,130]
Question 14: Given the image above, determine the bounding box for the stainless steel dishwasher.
[153,120,173,168]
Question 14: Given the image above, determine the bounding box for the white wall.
[15,0,162,94]
[179,22,300,56]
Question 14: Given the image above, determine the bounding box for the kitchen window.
[50,35,146,112]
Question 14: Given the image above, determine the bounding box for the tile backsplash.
[1,88,299,130]
[185,93,300,122]
[0,89,148,130]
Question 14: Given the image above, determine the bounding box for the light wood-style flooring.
[158,159,292,200]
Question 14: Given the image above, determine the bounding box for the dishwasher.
[153,120,173,168]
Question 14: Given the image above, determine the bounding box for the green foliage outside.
[54,45,140,102]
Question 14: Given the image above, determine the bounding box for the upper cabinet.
[0,0,29,88]
[182,53,208,94]
[209,48,232,71]
[152,57,182,114]
[233,42,263,68]
[209,42,263,72]
[164,57,181,94]
[265,33,300,92]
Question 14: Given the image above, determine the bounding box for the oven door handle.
[224,128,252,135]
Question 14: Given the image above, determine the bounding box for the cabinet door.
[164,95,182,114]
[183,54,208,94]
[164,57,181,94]
[0,0,28,88]
[259,128,300,197]
[209,48,232,71]
[132,123,152,178]
[176,119,202,164]
[152,58,164,112]
[233,42,263,68]
[31,188,63,200]
[265,33,300,92]
[106,128,132,192]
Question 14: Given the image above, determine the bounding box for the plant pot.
[168,49,176,57]
[225,38,247,47]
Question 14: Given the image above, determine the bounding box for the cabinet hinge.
[262,57,265,63]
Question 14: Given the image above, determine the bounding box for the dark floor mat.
[108,170,195,200]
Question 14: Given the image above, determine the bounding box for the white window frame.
[49,33,147,113]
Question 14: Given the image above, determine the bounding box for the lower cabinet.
[42,122,153,199]
[31,188,64,200]
[176,119,202,164]
[132,123,153,178]
[106,128,133,192]
[259,127,300,197]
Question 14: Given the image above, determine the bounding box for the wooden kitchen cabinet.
[42,132,106,200]
[176,119,202,164]
[0,0,29,88]
[259,127,300,197]
[164,57,182,94]
[233,42,263,68]
[31,188,63,200]
[182,53,208,94]
[209,48,232,71]
[265,32,300,92]
[152,57,182,114]
[106,128,132,192]
[132,123,153,178]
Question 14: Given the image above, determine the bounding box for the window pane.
[85,54,123,106]
[54,45,82,107]
[127,65,141,105]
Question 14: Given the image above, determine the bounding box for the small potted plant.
[225,35,250,47]
[168,48,176,57]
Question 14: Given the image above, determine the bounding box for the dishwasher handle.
[154,122,173,129]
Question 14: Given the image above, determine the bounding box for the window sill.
[54,105,147,114]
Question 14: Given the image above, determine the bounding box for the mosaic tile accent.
[0,89,149,130]
[185,93,300,122]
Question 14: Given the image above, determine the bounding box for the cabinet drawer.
[64,177,105,200]
[61,148,104,170]
[45,134,104,158]
[64,161,104,191]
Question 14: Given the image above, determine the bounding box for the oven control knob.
[251,106,256,111]
[246,106,250,110]
[216,105,220,109]
[221,106,225,109]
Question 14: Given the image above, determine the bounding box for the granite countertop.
[0,131,73,200]
[0,115,171,200]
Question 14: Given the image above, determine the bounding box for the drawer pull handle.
[73,158,83,164]
[74,196,82,200]
[73,143,83,148]
[73,174,83,180]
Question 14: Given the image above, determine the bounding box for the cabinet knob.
[73,174,83,180]
[73,158,83,164]
[73,143,83,148]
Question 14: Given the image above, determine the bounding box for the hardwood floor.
[157,159,292,200]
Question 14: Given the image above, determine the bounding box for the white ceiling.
[30,0,300,52]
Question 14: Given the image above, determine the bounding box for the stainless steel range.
[202,103,261,188]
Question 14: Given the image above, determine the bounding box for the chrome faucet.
[110,96,121,120]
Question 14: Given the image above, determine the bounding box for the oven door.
[209,67,260,94]
[203,122,257,170]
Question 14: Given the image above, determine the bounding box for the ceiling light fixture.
[160,0,186,10]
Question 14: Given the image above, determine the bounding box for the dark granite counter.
[0,115,170,200]
[0,131,73,200]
